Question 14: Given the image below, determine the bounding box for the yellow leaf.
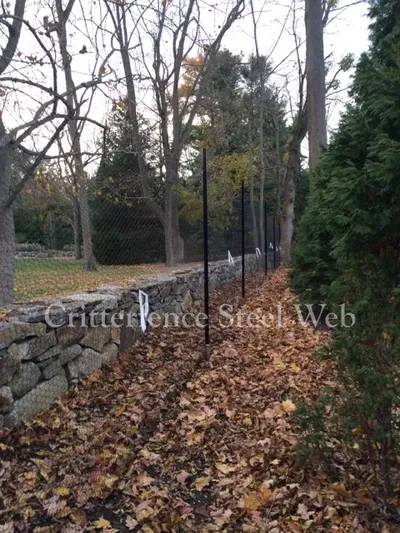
[243,416,253,426]
[137,507,153,521]
[242,492,263,511]
[249,454,264,466]
[103,474,118,488]
[193,476,210,491]
[94,517,111,529]
[272,356,286,369]
[186,431,204,445]
[56,487,70,496]
[215,462,236,474]
[96,449,114,462]
[383,330,390,345]
[281,399,296,413]
[261,487,273,500]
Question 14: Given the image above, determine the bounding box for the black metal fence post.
[278,220,281,267]
[241,179,245,299]
[264,202,268,276]
[203,148,210,359]
[273,216,277,270]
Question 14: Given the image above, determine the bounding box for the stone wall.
[16,243,75,259]
[0,254,269,428]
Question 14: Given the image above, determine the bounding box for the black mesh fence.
[13,148,280,303]
[2,146,282,428]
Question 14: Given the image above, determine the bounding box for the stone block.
[75,349,103,379]
[81,326,110,352]
[4,372,68,427]
[66,293,119,312]
[66,360,78,383]
[181,290,193,312]
[9,362,41,398]
[35,345,62,363]
[0,321,46,351]
[56,320,87,348]
[8,332,56,361]
[0,386,13,413]
[119,311,140,353]
[42,360,63,380]
[159,283,171,299]
[59,344,82,366]
[0,352,16,386]
[101,343,119,366]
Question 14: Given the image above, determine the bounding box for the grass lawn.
[14,258,178,302]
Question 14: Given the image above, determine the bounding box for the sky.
[223,0,370,132]
[0,0,372,167]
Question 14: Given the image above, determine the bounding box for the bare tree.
[279,1,308,266]
[250,0,267,258]
[305,0,328,170]
[103,0,245,266]
[0,0,38,305]
[0,0,108,304]
[53,0,97,270]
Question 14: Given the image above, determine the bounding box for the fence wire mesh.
[13,149,280,303]
[2,145,281,429]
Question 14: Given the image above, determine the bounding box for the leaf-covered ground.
[0,271,394,532]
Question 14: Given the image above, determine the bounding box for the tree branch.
[0,0,26,75]
[5,118,70,208]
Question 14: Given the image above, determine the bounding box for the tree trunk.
[250,1,266,256]
[257,69,266,257]
[280,106,308,265]
[248,105,258,250]
[275,113,282,214]
[0,119,15,305]
[55,0,97,272]
[73,197,82,260]
[305,0,327,170]
[165,160,184,266]
[79,182,96,271]
[280,148,299,265]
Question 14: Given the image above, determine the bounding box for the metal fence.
[1,146,281,428]
[13,147,280,306]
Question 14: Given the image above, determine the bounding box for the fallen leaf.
[56,487,70,497]
[215,462,237,474]
[126,516,138,529]
[94,517,111,529]
[211,508,233,526]
[281,399,296,413]
[193,476,210,491]
[330,482,352,498]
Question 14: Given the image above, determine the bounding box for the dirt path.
[0,271,388,532]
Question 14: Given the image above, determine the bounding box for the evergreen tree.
[92,107,165,265]
[291,0,400,497]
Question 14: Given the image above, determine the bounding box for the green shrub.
[290,0,400,497]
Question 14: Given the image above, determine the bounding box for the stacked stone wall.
[0,254,269,427]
